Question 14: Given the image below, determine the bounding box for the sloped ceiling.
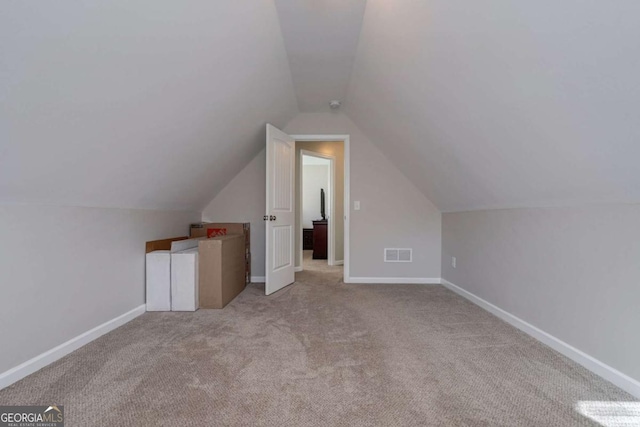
[346,0,640,212]
[4,1,640,213]
[274,0,367,112]
[1,1,297,211]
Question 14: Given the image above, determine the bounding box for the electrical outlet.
[452,257,457,268]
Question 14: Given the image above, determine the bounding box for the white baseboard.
[294,266,303,272]
[440,279,640,398]
[0,305,145,390]
[251,276,266,283]
[334,260,344,266]
[347,277,441,284]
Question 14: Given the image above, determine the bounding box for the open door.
[265,124,295,295]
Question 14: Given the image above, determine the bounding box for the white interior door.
[265,124,295,295]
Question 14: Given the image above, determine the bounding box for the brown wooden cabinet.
[303,228,314,250]
[312,220,328,259]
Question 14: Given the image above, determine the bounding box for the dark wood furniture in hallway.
[312,219,328,259]
[303,228,314,250]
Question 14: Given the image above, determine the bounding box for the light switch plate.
[354,201,361,210]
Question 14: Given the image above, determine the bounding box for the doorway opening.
[264,125,351,295]
[301,151,333,270]
[293,138,347,279]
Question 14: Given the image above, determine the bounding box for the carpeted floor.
[0,256,636,426]
[303,249,336,272]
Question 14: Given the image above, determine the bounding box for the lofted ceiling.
[274,0,367,112]
[3,0,640,213]
[1,1,297,211]
[346,0,640,212]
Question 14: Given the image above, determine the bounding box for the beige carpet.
[302,249,339,273]
[0,258,635,426]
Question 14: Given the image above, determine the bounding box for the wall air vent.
[384,248,412,263]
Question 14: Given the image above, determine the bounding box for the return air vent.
[384,248,412,263]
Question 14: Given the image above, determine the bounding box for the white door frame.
[300,150,336,266]
[290,134,350,283]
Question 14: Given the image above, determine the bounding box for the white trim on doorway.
[300,150,336,266]
[290,134,351,283]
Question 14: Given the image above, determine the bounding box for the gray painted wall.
[203,113,442,279]
[0,205,199,374]
[442,204,640,383]
[202,150,267,279]
[287,113,441,279]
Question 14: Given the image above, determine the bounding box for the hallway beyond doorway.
[302,250,343,275]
